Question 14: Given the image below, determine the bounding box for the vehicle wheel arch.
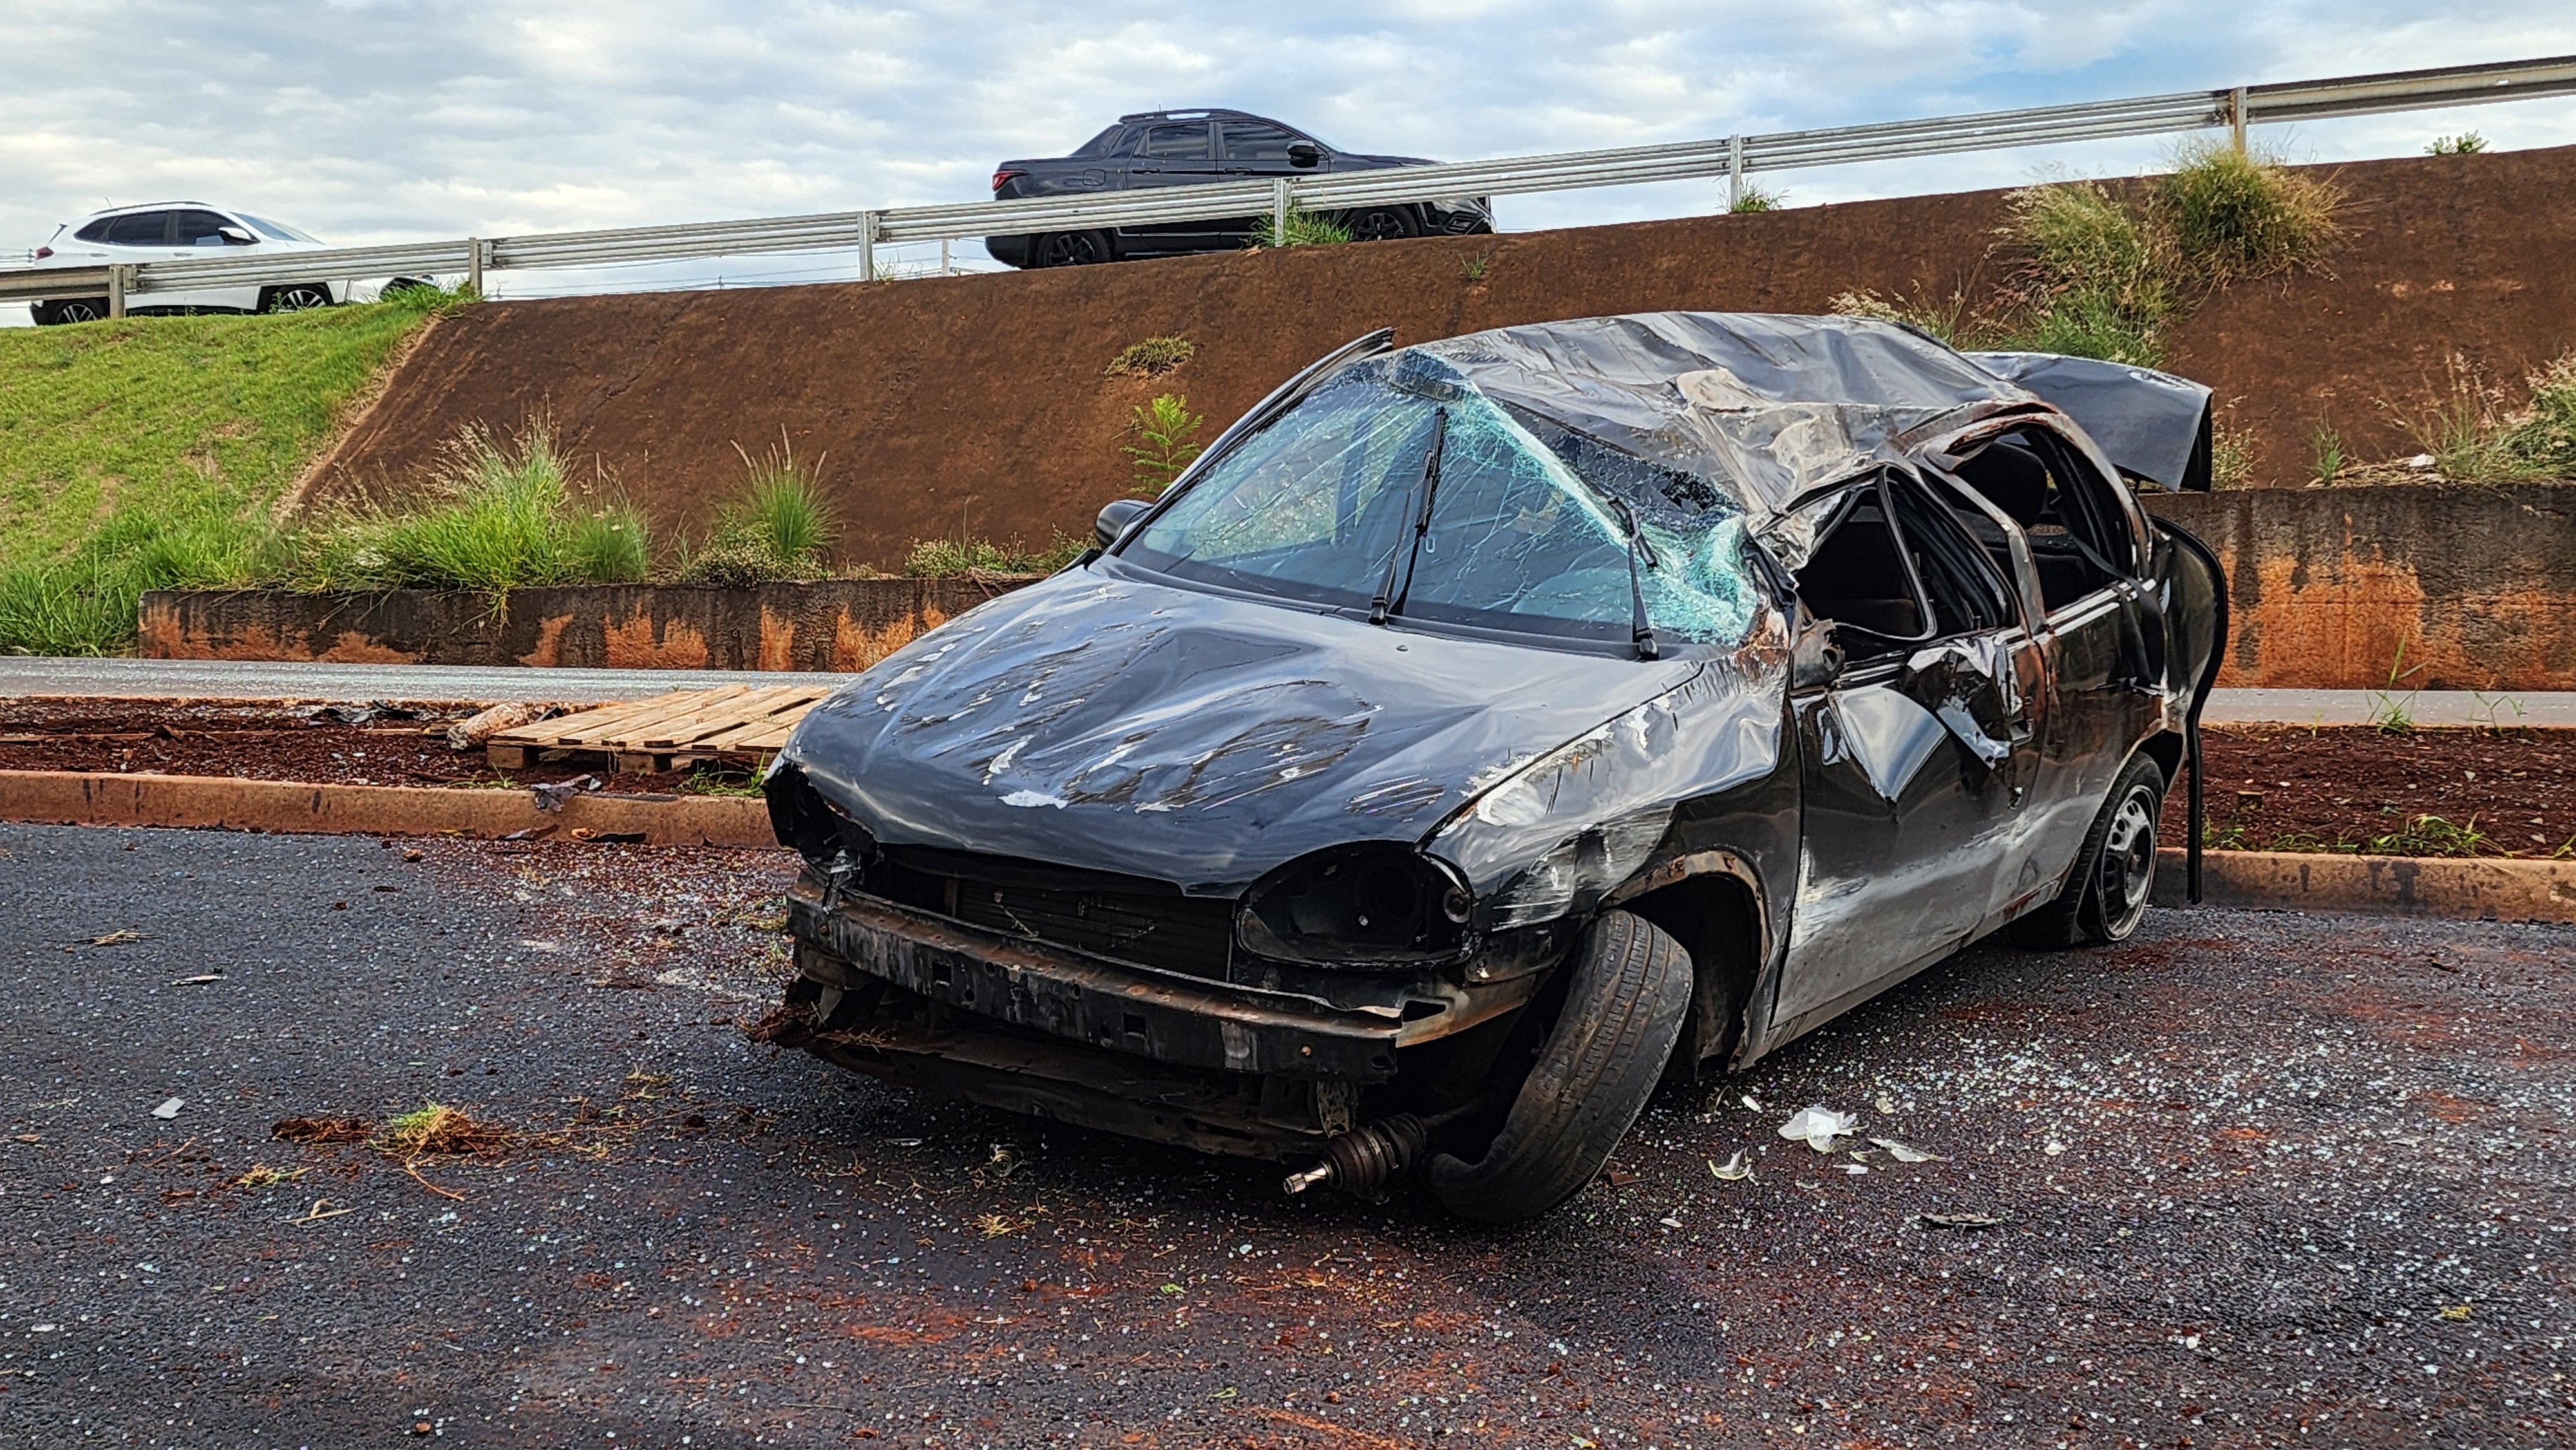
[2137,730,2184,791]
[1604,853,1767,1078]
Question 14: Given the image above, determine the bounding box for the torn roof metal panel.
[1967,350,2213,491]
[1412,313,2043,520]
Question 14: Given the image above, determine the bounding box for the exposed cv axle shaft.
[1282,1113,1429,1200]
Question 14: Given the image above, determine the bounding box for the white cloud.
[0,0,2570,299]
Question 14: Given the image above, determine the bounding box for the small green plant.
[2427,132,2488,156]
[2367,637,2425,733]
[2309,424,2345,487]
[1251,206,1354,249]
[1105,336,1196,378]
[2368,814,2492,858]
[1124,393,1206,496]
[1730,185,1783,214]
[2211,419,2259,489]
[677,767,764,797]
[1460,253,1493,284]
[902,533,1088,578]
[679,437,838,585]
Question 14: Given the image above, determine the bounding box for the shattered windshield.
[1120,351,1759,648]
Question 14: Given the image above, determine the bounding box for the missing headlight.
[1236,844,1473,968]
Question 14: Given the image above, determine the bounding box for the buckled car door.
[1969,427,2168,892]
[1771,469,2043,1035]
[1121,121,1226,249]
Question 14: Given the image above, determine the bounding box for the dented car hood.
[779,569,1705,896]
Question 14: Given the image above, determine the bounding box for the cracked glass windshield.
[1121,352,1759,647]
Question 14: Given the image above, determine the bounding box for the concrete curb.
[0,769,778,849]
[2154,847,2576,924]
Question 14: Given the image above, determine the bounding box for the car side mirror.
[1790,621,1846,691]
[1287,144,1321,169]
[1095,497,1151,549]
[218,227,256,245]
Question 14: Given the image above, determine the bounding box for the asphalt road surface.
[3,824,2570,1448]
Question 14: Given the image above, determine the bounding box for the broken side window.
[1952,427,2137,612]
[1793,471,2014,659]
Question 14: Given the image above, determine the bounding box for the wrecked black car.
[761,313,2227,1223]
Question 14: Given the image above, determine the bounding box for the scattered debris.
[231,1164,310,1190]
[1658,1214,1683,1229]
[529,775,600,812]
[169,973,223,985]
[1842,1162,1870,1174]
[1869,1137,1946,1163]
[272,1116,377,1145]
[2439,1304,2474,1321]
[1739,1093,1764,1113]
[1875,1094,1899,1116]
[86,929,142,947]
[1920,1212,2006,1230]
[446,700,562,752]
[1709,1151,1754,1182]
[1779,1104,1857,1152]
[379,1104,515,1158]
[1601,1166,1643,1187]
[289,1198,356,1225]
[150,1097,184,1120]
[973,1212,1030,1238]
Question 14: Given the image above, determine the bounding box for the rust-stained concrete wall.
[138,578,1030,672]
[2145,485,2576,691]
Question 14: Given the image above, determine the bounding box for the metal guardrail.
[6,54,2571,311]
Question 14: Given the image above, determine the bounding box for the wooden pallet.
[484,684,831,774]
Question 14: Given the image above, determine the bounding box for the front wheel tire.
[1343,207,1419,242]
[1429,909,1691,1223]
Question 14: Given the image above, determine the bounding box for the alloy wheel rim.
[2096,785,2159,937]
[1352,211,1406,241]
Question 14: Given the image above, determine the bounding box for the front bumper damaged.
[779,872,1546,1160]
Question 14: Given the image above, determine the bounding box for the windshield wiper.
[1370,407,1447,626]
[1606,496,1660,660]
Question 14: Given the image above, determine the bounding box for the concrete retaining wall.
[135,484,2576,691]
[2145,484,2576,692]
[137,577,1035,672]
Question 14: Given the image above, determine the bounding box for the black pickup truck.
[985,109,1493,268]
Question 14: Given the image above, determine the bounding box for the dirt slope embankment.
[308,145,2576,572]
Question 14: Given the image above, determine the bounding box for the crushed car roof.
[1408,312,2210,518]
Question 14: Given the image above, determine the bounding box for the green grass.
[0,287,464,654]
[1251,206,1354,249]
[678,437,838,585]
[1104,336,1195,378]
[1729,185,1783,214]
[903,532,1087,578]
[287,418,650,595]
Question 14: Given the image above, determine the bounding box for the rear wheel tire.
[1428,909,1691,1223]
[260,283,334,313]
[1034,231,1110,267]
[1345,207,1419,242]
[2010,754,2164,949]
[42,298,110,325]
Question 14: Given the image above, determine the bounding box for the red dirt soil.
[0,701,753,797]
[305,146,2576,572]
[10,700,2567,858]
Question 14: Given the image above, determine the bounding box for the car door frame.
[166,208,264,313]
[1929,414,2169,916]
[1760,464,2049,1046]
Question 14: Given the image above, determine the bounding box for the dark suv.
[985,109,1493,268]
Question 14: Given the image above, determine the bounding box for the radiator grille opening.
[871,846,1235,981]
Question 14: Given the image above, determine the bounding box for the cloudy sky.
[3,1,2573,307]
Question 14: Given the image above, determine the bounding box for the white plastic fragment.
[1739,1093,1763,1113]
[1709,1151,1754,1182]
[1777,1103,1856,1152]
[1874,1094,1898,1116]
[151,1097,183,1120]
[1869,1137,1946,1163]
[1842,1162,1870,1174]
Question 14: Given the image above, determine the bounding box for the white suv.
[24,203,409,325]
